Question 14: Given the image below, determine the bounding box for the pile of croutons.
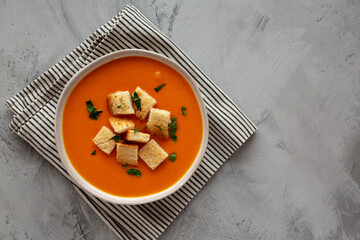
[92,86,174,172]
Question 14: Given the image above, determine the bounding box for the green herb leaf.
[86,100,96,113]
[109,135,122,143]
[155,125,165,137]
[154,84,166,92]
[117,103,125,110]
[127,168,141,177]
[131,91,142,111]
[86,100,103,120]
[169,153,176,162]
[134,128,141,134]
[91,110,103,119]
[181,106,187,116]
[168,117,178,142]
[91,150,96,155]
[122,164,128,168]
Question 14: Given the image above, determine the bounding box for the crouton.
[92,126,116,155]
[147,108,171,138]
[107,91,135,115]
[133,87,157,120]
[116,143,138,166]
[109,116,135,134]
[125,130,150,143]
[138,139,168,170]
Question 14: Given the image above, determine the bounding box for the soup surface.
[62,56,203,197]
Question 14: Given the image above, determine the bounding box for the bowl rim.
[55,49,209,205]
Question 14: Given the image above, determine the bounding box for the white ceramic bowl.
[55,49,209,205]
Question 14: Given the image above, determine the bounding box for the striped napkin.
[5,5,256,239]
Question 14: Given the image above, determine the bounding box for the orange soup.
[62,56,203,197]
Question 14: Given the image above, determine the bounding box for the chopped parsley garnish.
[181,106,187,116]
[86,100,103,120]
[131,91,141,111]
[91,150,96,155]
[134,128,141,134]
[155,84,166,92]
[117,103,125,110]
[122,164,128,168]
[127,168,141,177]
[109,136,129,144]
[155,125,165,137]
[168,117,177,142]
[109,135,122,143]
[169,153,176,162]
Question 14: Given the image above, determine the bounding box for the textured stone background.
[1,0,360,239]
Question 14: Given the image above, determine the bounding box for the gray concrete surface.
[1,0,360,239]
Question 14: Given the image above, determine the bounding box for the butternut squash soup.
[62,56,203,197]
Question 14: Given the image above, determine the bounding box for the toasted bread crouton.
[116,143,138,165]
[138,139,168,170]
[125,130,150,143]
[107,91,135,115]
[133,87,157,120]
[147,108,171,138]
[109,116,135,134]
[93,126,116,154]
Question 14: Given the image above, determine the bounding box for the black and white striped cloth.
[5,6,257,240]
